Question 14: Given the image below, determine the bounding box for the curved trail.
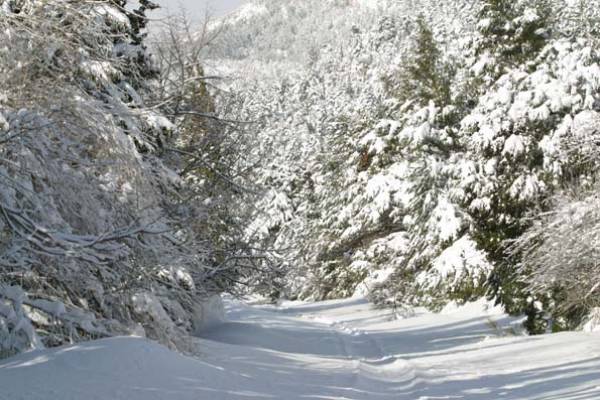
[199,298,420,399]
[197,298,600,400]
[2,298,600,400]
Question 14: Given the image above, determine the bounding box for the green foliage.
[450,1,561,330]
[472,0,552,81]
[314,258,369,300]
[393,16,454,107]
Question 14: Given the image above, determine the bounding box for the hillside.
[206,0,600,334]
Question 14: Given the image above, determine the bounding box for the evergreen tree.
[392,16,453,107]
[459,35,600,331]
[471,0,551,83]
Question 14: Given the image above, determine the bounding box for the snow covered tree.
[510,189,600,331]
[470,0,552,85]
[458,36,600,331]
[509,101,600,331]
[392,15,454,107]
[209,0,476,302]
[202,0,600,333]
[0,0,257,356]
[150,12,264,294]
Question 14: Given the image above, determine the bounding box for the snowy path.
[2,298,600,399]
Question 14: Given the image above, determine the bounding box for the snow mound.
[0,337,229,400]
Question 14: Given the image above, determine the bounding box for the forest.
[208,0,600,334]
[1,0,600,399]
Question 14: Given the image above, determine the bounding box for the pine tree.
[393,15,453,107]
[471,0,551,83]
[458,35,600,333]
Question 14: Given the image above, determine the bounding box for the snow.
[429,196,462,242]
[81,61,118,83]
[418,236,492,290]
[2,298,600,400]
[0,113,8,132]
[503,134,526,157]
[93,4,130,27]
[509,174,545,201]
[225,2,269,24]
[583,308,600,333]
[572,110,600,138]
[192,295,226,333]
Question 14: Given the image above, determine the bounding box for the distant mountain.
[206,0,476,68]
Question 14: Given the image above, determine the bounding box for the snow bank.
[0,337,226,400]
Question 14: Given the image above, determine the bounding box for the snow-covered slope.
[3,298,600,399]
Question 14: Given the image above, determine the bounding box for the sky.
[152,0,246,20]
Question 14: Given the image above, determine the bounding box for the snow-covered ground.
[2,298,600,400]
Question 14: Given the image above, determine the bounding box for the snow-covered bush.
[509,104,600,330]
[510,189,600,331]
